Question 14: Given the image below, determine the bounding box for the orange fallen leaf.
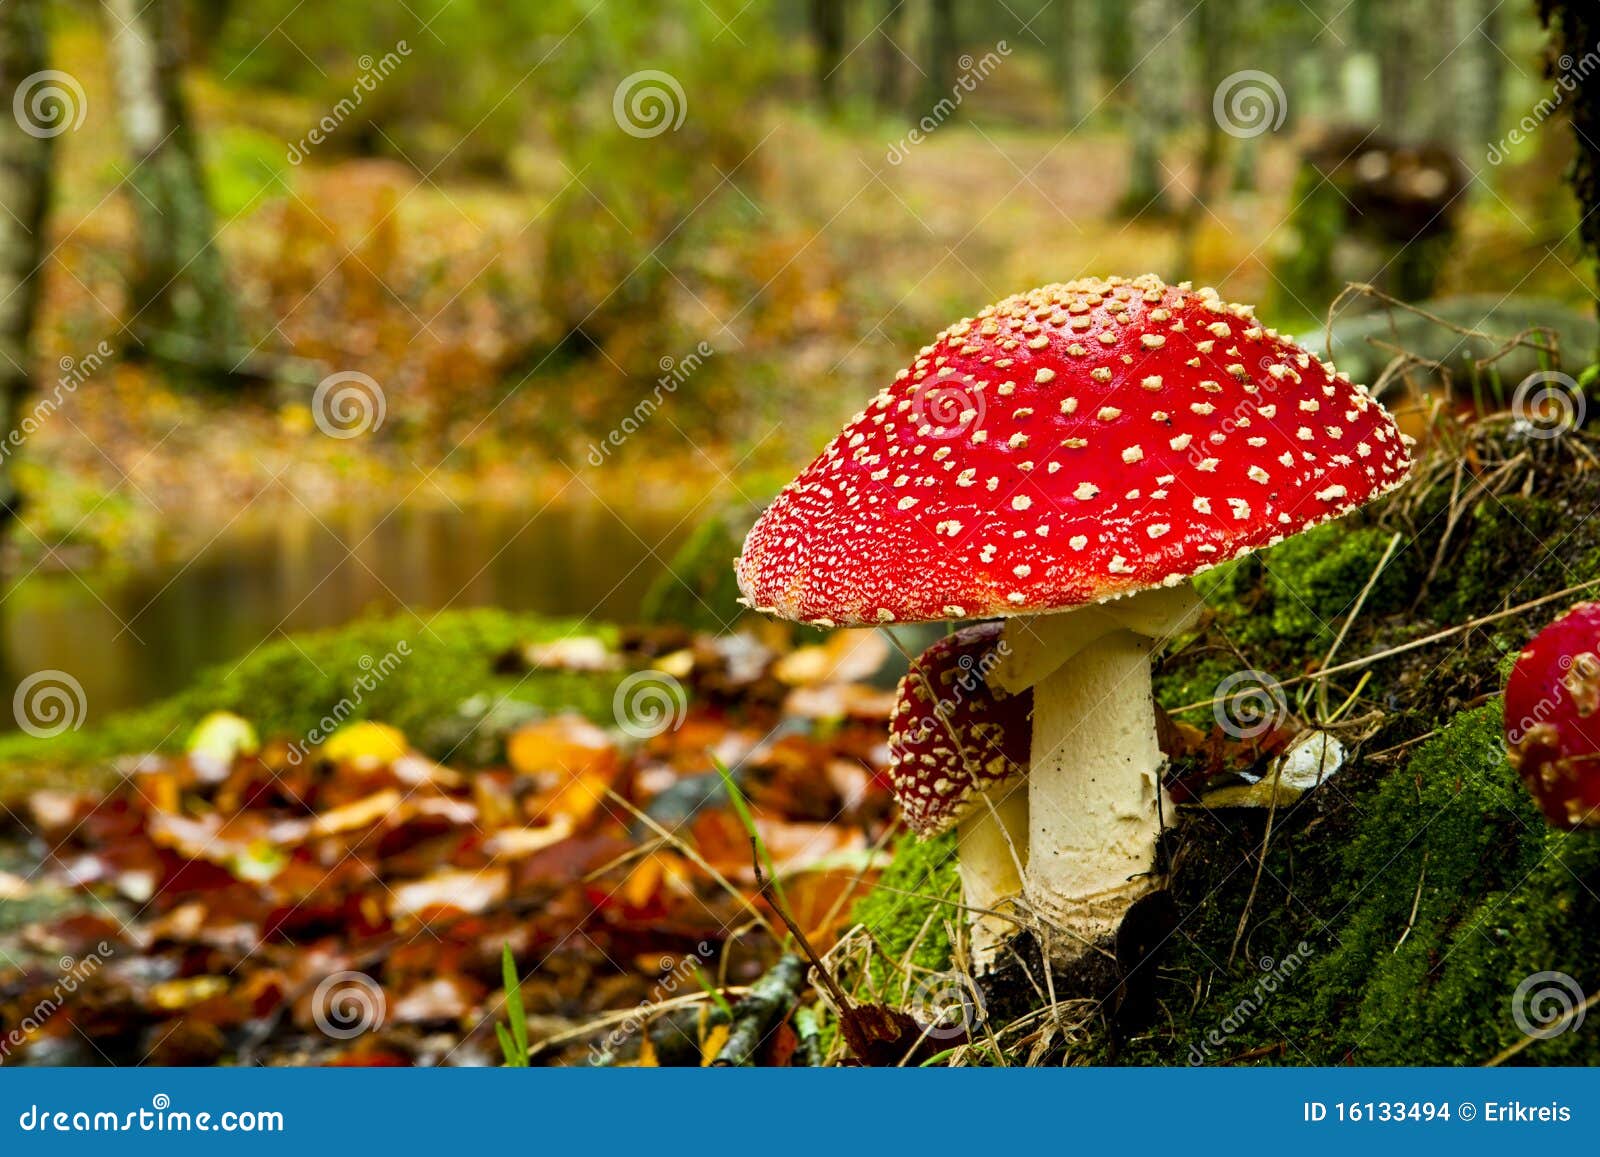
[506,715,617,780]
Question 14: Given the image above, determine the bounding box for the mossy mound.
[0,609,619,803]
[846,423,1600,1065]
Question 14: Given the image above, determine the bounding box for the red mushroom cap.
[1505,601,1600,829]
[887,622,1032,837]
[737,275,1411,626]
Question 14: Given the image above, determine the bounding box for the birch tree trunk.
[0,0,55,534]
[102,0,241,377]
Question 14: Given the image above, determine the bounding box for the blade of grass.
[693,966,736,1021]
[500,943,529,1066]
[712,755,791,919]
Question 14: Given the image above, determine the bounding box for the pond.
[0,497,703,729]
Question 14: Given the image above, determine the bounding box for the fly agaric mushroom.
[887,622,1032,967]
[736,275,1411,964]
[1506,601,1600,829]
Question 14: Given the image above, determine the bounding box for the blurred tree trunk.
[1054,0,1091,125]
[874,0,907,112]
[102,0,242,378]
[1539,0,1600,345]
[810,0,846,112]
[1459,0,1504,167]
[0,0,55,536]
[1097,0,1131,95]
[1419,0,1459,146]
[1120,0,1172,214]
[1377,0,1418,137]
[1177,0,1229,276]
[924,0,957,108]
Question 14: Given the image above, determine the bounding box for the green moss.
[1257,522,1417,650]
[847,831,959,985]
[0,609,620,801]
[639,505,759,633]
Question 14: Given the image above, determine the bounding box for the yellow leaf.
[700,1022,730,1066]
[635,1029,660,1067]
[321,722,409,769]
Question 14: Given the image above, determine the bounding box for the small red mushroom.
[887,623,1032,965]
[1505,601,1600,829]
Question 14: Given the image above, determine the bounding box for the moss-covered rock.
[0,609,621,803]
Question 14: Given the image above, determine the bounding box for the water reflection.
[2,499,694,727]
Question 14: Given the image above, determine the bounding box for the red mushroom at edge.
[1506,601,1600,828]
[736,275,1411,964]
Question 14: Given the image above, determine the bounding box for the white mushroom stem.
[992,584,1203,957]
[955,780,1028,972]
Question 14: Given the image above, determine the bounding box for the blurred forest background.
[0,0,1592,720]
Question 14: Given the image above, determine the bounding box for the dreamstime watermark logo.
[0,340,113,463]
[16,1094,284,1133]
[586,942,714,1064]
[13,670,86,739]
[1213,669,1287,740]
[12,70,87,138]
[1213,70,1287,139]
[1488,40,1600,165]
[1512,970,1587,1041]
[612,671,688,740]
[909,375,987,442]
[1511,370,1584,440]
[1189,942,1314,1064]
[586,341,714,466]
[1,942,113,1063]
[312,971,385,1039]
[908,970,986,1041]
[286,42,412,164]
[312,370,386,439]
[612,70,686,138]
[886,42,1011,164]
[285,642,411,765]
